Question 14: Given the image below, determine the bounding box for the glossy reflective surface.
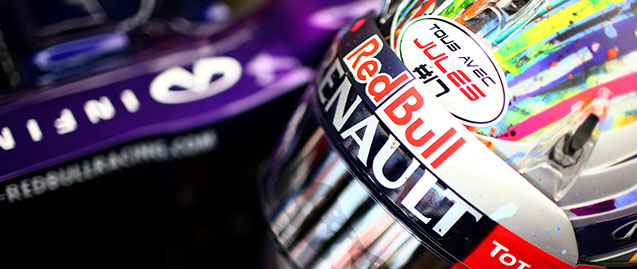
[261,91,449,268]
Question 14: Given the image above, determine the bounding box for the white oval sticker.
[397,16,508,127]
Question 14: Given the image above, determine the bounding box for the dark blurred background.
[0,0,380,267]
[0,90,302,268]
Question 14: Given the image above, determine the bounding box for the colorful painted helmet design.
[260,0,637,267]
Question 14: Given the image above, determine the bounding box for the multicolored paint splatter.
[390,0,459,48]
[383,1,637,264]
[489,0,637,142]
[388,0,637,143]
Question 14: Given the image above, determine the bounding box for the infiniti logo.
[150,56,242,104]
[610,219,637,244]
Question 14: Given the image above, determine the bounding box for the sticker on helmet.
[397,16,508,127]
[330,15,579,264]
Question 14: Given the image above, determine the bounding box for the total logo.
[490,241,532,269]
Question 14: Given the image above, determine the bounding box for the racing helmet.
[260,0,637,267]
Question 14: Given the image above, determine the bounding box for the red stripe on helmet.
[454,225,576,269]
